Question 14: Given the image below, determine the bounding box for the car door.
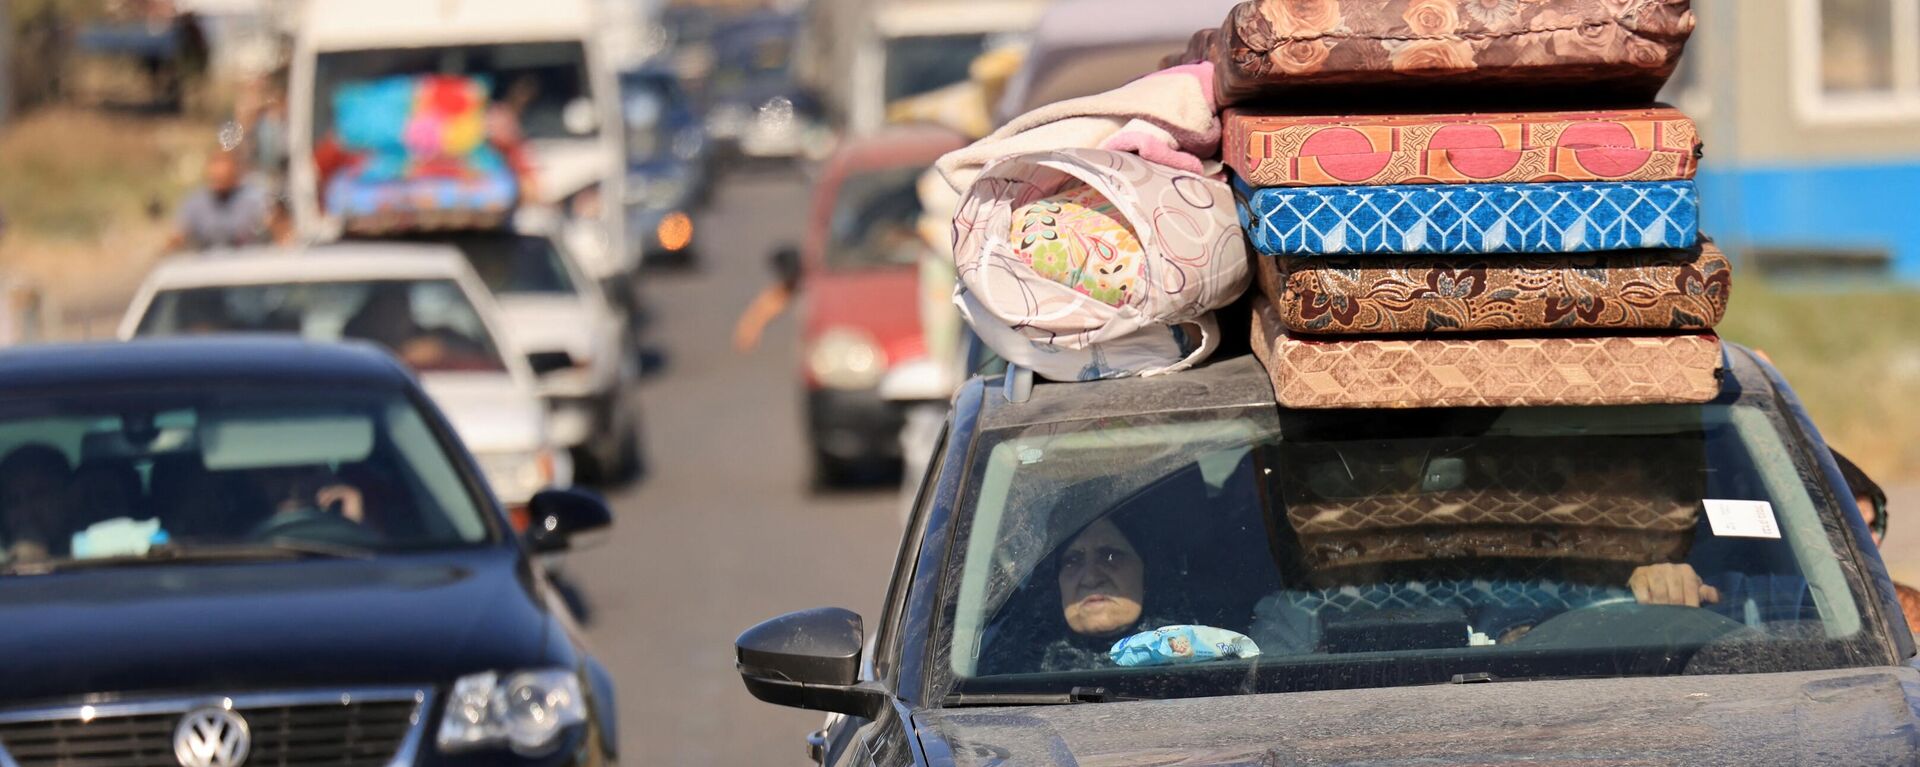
[817,429,950,766]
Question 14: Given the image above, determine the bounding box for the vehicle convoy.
[287,0,629,280]
[0,338,616,766]
[780,126,967,484]
[736,348,1920,765]
[430,224,645,482]
[118,244,571,520]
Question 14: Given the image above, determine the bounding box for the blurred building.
[0,0,13,129]
[802,0,1046,136]
[1673,0,1920,280]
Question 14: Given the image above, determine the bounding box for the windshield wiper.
[3,540,375,575]
[941,687,1143,707]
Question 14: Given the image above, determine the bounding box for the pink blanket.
[936,62,1222,193]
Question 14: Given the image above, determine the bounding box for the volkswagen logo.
[173,707,250,767]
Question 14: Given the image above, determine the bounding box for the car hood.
[915,667,1920,766]
[0,549,554,703]
[420,372,547,454]
[804,267,923,371]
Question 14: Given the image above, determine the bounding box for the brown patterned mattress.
[1255,243,1733,335]
[1213,0,1696,106]
[1278,437,1703,569]
[1249,296,1723,408]
[1223,107,1701,187]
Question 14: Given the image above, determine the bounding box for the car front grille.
[0,690,428,767]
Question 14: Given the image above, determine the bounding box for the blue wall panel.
[1697,159,1920,280]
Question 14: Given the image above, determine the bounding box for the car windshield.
[885,33,991,102]
[620,73,689,162]
[826,165,929,271]
[712,20,795,89]
[442,235,580,297]
[941,396,1884,701]
[0,387,494,574]
[315,42,595,140]
[136,279,510,374]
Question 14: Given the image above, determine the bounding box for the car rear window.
[136,279,509,374]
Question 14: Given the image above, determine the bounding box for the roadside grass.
[0,108,215,333]
[1718,277,1920,482]
[0,107,206,240]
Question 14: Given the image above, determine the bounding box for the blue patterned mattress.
[1236,179,1699,257]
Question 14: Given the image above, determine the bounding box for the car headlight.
[477,448,557,503]
[808,327,886,390]
[437,670,587,754]
[655,211,694,252]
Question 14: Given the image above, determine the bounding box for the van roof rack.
[1001,363,1034,404]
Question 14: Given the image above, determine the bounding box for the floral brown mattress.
[1255,243,1732,335]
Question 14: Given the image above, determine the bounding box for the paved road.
[569,169,905,766]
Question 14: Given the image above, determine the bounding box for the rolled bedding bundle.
[1247,295,1723,409]
[952,148,1251,382]
[1255,242,1732,335]
[1237,179,1699,256]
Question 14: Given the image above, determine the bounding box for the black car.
[0,338,617,767]
[737,347,1920,765]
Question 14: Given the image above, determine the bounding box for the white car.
[430,226,644,481]
[118,243,572,515]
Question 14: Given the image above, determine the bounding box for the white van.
[287,0,629,277]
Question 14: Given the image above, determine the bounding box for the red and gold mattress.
[1224,107,1700,187]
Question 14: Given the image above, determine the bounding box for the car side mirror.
[769,245,801,288]
[524,487,612,553]
[735,607,886,718]
[527,351,576,377]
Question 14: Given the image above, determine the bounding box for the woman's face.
[1058,518,1145,637]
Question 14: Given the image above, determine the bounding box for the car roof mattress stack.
[1213,0,1724,409]
[938,0,1726,409]
[323,74,520,235]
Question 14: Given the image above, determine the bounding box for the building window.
[1797,0,1920,120]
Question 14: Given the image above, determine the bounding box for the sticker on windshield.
[1703,499,1782,539]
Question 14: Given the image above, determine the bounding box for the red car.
[786,126,966,484]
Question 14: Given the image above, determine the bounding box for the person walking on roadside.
[166,149,271,252]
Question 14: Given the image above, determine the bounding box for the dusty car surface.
[736,346,1919,766]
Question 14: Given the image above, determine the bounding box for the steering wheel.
[251,508,383,549]
[1514,599,1756,649]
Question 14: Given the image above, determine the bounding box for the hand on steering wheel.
[1628,563,1720,608]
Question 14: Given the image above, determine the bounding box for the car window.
[938,399,1884,701]
[136,279,509,374]
[0,387,494,573]
[447,235,580,296]
[825,165,929,272]
[621,74,694,163]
